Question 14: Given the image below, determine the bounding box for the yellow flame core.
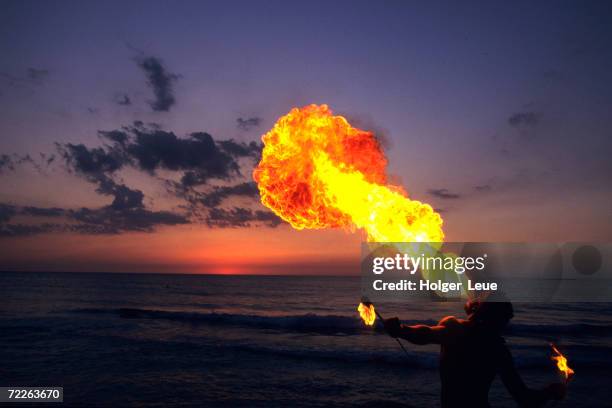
[314,153,443,242]
[253,104,444,242]
[551,344,574,380]
[358,302,376,326]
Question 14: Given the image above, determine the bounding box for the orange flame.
[253,104,444,242]
[551,344,574,381]
[358,302,376,326]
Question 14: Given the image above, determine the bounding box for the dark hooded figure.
[384,300,565,408]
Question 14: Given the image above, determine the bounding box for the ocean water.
[1,272,610,407]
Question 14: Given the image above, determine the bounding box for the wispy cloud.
[114,93,131,106]
[137,56,180,112]
[508,112,541,128]
[237,117,262,131]
[427,188,461,200]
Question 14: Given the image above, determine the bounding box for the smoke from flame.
[551,344,574,381]
[253,104,444,242]
[358,302,376,326]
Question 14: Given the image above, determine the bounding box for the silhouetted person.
[384,300,565,408]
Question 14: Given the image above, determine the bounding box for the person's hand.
[545,383,567,400]
[384,317,401,338]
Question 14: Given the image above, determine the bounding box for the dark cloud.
[124,129,245,186]
[114,94,131,106]
[63,124,262,187]
[0,153,50,173]
[99,124,261,187]
[129,130,228,172]
[200,182,259,207]
[428,188,461,200]
[137,56,179,112]
[95,177,144,210]
[53,139,191,233]
[0,198,188,236]
[100,130,129,146]
[21,206,66,217]
[58,143,125,177]
[15,154,36,169]
[217,139,262,160]
[474,184,492,192]
[0,223,61,237]
[5,123,274,235]
[508,112,541,127]
[69,206,188,234]
[44,154,55,166]
[27,68,49,81]
[0,154,14,172]
[0,203,62,237]
[0,203,16,223]
[237,117,262,131]
[0,213,186,237]
[206,207,281,228]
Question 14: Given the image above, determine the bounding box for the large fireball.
[253,104,444,242]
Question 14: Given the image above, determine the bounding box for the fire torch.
[358,300,409,357]
[551,343,574,384]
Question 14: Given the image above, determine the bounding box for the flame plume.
[358,302,376,326]
[551,344,574,382]
[253,104,444,242]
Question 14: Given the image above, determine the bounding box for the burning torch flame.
[358,302,376,326]
[253,104,444,242]
[551,344,574,382]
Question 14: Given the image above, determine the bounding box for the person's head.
[464,299,514,332]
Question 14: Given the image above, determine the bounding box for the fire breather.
[253,104,444,243]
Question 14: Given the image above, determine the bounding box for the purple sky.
[1,0,611,273]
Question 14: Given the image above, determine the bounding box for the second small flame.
[551,344,574,382]
[358,302,376,326]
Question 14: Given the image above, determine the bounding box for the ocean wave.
[68,307,612,338]
[70,308,374,335]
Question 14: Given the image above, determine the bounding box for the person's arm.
[384,316,460,345]
[499,345,566,408]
